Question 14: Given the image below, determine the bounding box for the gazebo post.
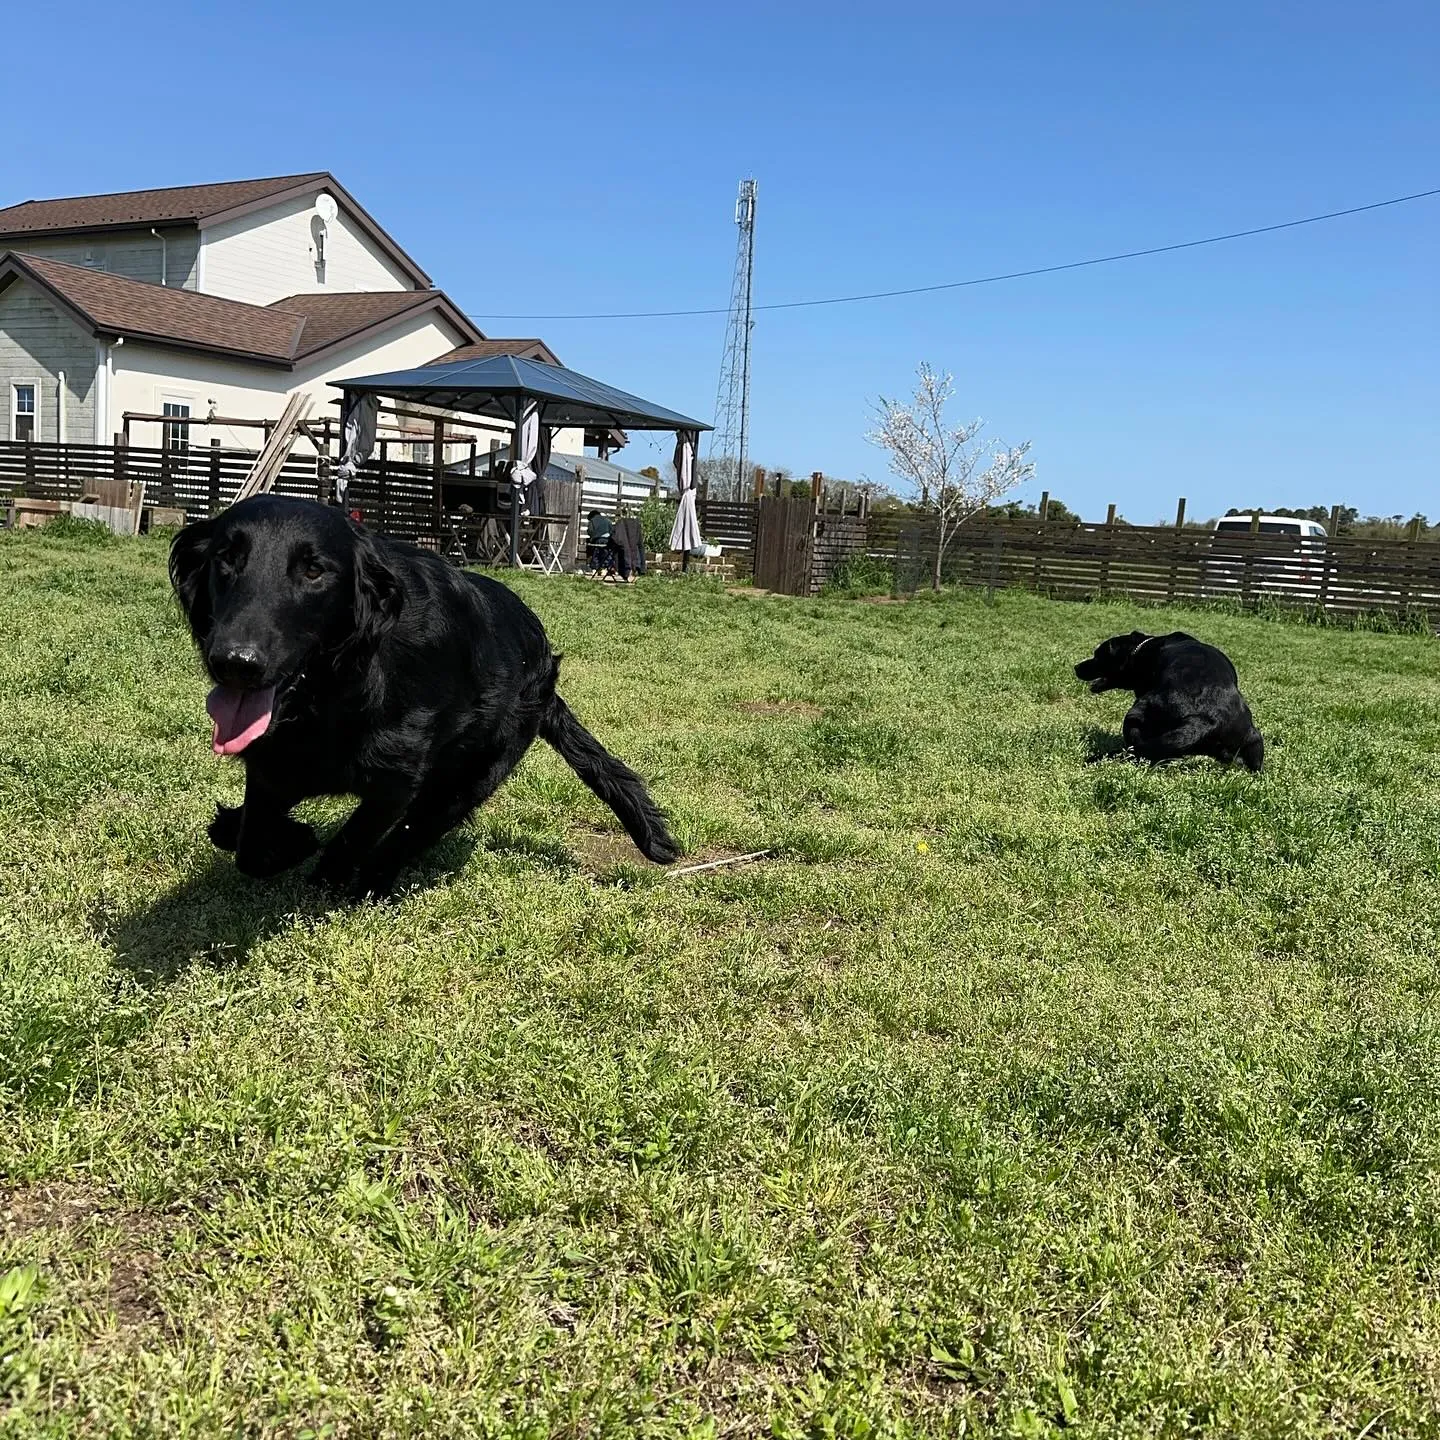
[508,393,525,568]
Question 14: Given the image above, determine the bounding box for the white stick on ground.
[664,849,772,878]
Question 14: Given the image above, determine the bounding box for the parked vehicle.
[1203,514,1328,596]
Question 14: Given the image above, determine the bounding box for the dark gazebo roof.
[333,354,711,432]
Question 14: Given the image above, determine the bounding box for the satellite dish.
[314,192,338,224]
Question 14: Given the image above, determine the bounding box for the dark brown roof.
[431,337,562,366]
[0,171,432,287]
[268,291,481,360]
[0,173,328,236]
[0,253,481,367]
[3,254,302,363]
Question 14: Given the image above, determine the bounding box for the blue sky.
[8,0,1436,521]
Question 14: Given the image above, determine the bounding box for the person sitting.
[585,510,613,577]
[606,515,642,585]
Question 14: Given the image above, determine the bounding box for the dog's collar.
[1130,635,1160,659]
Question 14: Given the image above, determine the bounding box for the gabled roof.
[0,253,480,368]
[336,354,711,432]
[1,253,303,364]
[268,291,482,361]
[0,171,431,287]
[0,174,327,234]
[430,337,562,366]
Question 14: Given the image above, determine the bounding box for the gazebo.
[331,355,711,567]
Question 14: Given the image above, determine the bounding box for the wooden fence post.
[432,418,445,530]
[1167,497,1186,604]
[207,439,221,514]
[751,465,765,500]
[1240,511,1261,608]
[1400,516,1423,615]
[1032,491,1050,593]
[1099,503,1117,594]
[378,439,389,524]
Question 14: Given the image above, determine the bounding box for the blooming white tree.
[866,363,1035,591]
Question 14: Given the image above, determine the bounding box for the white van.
[1205,514,1328,594]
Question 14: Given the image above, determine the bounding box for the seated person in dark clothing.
[607,515,642,584]
[585,510,613,576]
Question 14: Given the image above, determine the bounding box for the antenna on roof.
[311,193,337,271]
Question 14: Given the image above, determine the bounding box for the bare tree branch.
[865,363,1035,590]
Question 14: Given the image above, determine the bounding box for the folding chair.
[518,513,571,575]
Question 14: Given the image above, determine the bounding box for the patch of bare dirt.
[568,827,768,878]
[1,1180,107,1236]
[1,1180,171,1328]
[570,829,663,872]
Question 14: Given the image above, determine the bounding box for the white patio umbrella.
[333,391,379,505]
[669,428,702,554]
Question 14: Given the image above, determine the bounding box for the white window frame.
[159,392,194,454]
[11,380,39,443]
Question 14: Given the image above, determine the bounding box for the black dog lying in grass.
[1075,630,1264,771]
[169,496,680,898]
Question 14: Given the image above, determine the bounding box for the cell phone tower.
[707,179,757,500]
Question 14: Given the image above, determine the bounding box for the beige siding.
[9,229,200,288]
[200,191,415,306]
[0,277,97,441]
[109,312,476,451]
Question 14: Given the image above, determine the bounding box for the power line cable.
[463,187,1440,322]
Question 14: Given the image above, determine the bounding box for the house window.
[12,383,36,442]
[162,399,191,453]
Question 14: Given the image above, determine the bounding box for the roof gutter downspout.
[94,336,122,443]
[57,371,65,444]
[150,228,168,287]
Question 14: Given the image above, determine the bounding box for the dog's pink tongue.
[206,684,275,757]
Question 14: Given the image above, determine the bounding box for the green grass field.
[3,522,1440,1438]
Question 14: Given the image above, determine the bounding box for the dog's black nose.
[210,644,268,690]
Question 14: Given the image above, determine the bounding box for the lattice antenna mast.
[708,179,757,499]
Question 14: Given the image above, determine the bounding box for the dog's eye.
[302,562,325,582]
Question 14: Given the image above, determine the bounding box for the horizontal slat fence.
[882,520,1440,621]
[7,440,1439,621]
[698,498,756,577]
[0,440,446,541]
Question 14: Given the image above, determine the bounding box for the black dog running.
[170,495,680,899]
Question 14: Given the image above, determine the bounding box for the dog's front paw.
[338,860,400,904]
[235,817,318,879]
[209,803,243,851]
[309,842,359,895]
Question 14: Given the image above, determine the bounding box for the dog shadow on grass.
[100,832,478,988]
[1082,726,1130,765]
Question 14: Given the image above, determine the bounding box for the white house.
[0,172,584,458]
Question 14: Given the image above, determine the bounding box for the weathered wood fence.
[8,438,1439,622]
[0,439,443,541]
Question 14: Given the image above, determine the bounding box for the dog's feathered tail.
[540,687,681,864]
[1237,728,1265,773]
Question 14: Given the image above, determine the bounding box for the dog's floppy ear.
[168,517,217,642]
[352,530,402,649]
